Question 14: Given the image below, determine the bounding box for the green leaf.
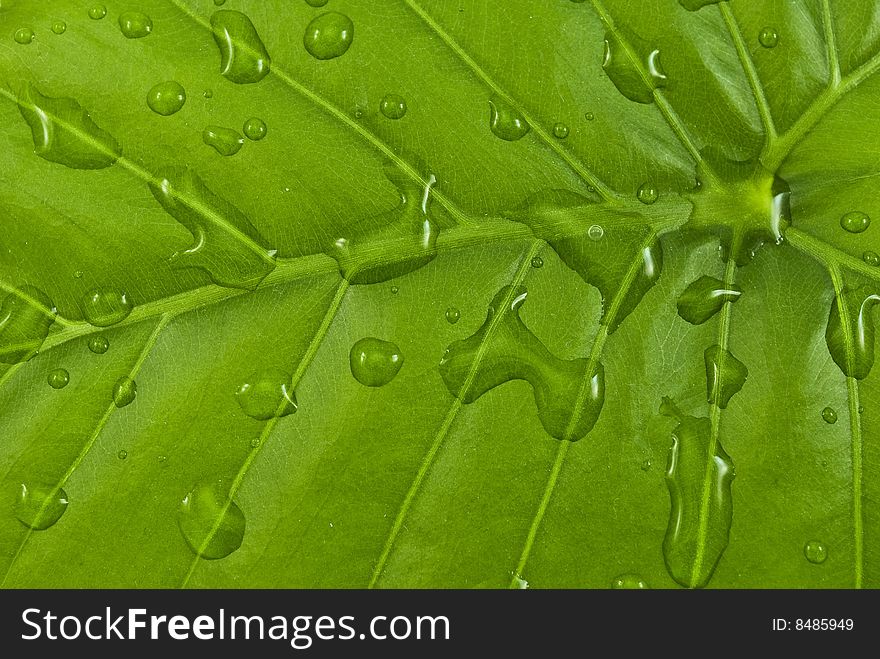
[1,0,878,589]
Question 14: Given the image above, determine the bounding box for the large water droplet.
[15,483,68,530]
[47,368,70,390]
[303,12,354,60]
[380,93,408,120]
[211,10,271,83]
[88,5,107,20]
[677,275,742,325]
[804,540,827,564]
[350,338,404,387]
[489,96,530,141]
[178,479,246,559]
[0,285,56,364]
[821,406,837,424]
[82,288,132,327]
[235,368,297,420]
[825,286,880,380]
[637,182,658,205]
[704,345,748,408]
[602,30,666,104]
[840,211,870,234]
[118,11,153,39]
[611,574,649,589]
[445,307,461,324]
[203,125,245,156]
[112,376,137,408]
[243,117,267,141]
[147,81,186,116]
[758,26,779,48]
[52,21,67,35]
[88,335,110,354]
[14,27,35,44]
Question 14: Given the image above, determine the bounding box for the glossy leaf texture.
[1,0,879,589]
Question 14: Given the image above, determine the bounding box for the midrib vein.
[821,0,842,86]
[367,241,544,588]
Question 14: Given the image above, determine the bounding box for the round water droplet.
[118,11,153,39]
[203,88,214,99]
[584,111,595,121]
[178,479,245,559]
[118,449,128,460]
[47,368,70,390]
[380,93,407,120]
[303,12,354,60]
[250,437,261,448]
[390,285,399,295]
[445,307,461,324]
[758,26,778,48]
[588,224,604,241]
[14,27,35,44]
[88,5,107,20]
[243,117,267,141]
[305,0,329,6]
[840,211,870,234]
[350,338,404,387]
[552,122,570,139]
[88,335,110,354]
[821,406,837,424]
[15,483,68,530]
[73,270,84,278]
[112,376,137,408]
[864,251,880,266]
[203,125,245,156]
[82,288,133,326]
[158,455,167,464]
[804,540,827,564]
[147,81,186,116]
[637,182,659,205]
[641,459,652,471]
[52,21,67,35]
[235,368,298,420]
[354,108,364,119]
[611,574,649,589]
[531,256,544,268]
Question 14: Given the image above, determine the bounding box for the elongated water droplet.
[112,376,137,408]
[678,0,722,10]
[88,335,110,354]
[243,117,267,141]
[440,286,605,440]
[637,182,658,205]
[445,307,461,324]
[178,479,245,559]
[47,368,70,389]
[203,125,244,156]
[0,286,56,364]
[704,345,748,408]
[804,540,827,564]
[603,30,666,104]
[840,211,870,234]
[17,85,121,169]
[677,276,742,325]
[235,368,297,420]
[214,0,227,5]
[758,26,779,48]
[660,397,734,588]
[611,574,649,589]
[350,338,403,387]
[15,483,68,530]
[489,96,530,141]
[82,288,132,327]
[304,11,354,60]
[380,93,407,120]
[14,27,35,44]
[531,256,544,269]
[825,286,880,380]
[821,406,837,424]
[211,10,271,83]
[88,5,107,20]
[118,11,153,39]
[864,251,880,267]
[306,0,329,6]
[147,81,186,116]
[52,21,67,35]
[552,122,569,139]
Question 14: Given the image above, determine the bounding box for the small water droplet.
[584,111,594,121]
[214,0,227,5]
[211,10,271,84]
[147,81,186,116]
[350,338,404,387]
[82,288,133,327]
[489,96,530,141]
[390,285,399,294]
[587,224,604,241]
[243,117,267,141]
[203,88,214,99]
[821,406,837,424]
[804,540,827,564]
[250,438,261,448]
[118,449,128,460]
[235,368,298,420]
[305,0,329,6]
[611,574,649,589]
[553,122,570,139]
[88,335,110,354]
[112,376,137,408]
[178,479,245,559]
[303,11,354,60]
[52,21,67,35]
[641,459,651,471]
[859,404,865,414]
[47,368,70,390]
[158,455,168,463]
[758,26,779,48]
[15,483,68,530]
[73,270,83,278]
[637,182,658,205]
[118,11,153,39]
[380,93,407,120]
[88,5,107,20]
[840,211,870,234]
[354,107,364,119]
[445,307,461,324]
[14,27,35,44]
[864,251,880,266]
[531,255,544,268]
[203,125,244,156]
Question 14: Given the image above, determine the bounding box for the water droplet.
[203,125,245,156]
[118,11,153,39]
[203,88,214,99]
[678,0,722,10]
[512,574,529,589]
[82,288,132,327]
[821,406,837,424]
[350,338,404,387]
[14,27,35,44]
[87,335,110,354]
[641,459,652,471]
[489,96,530,141]
[52,21,67,35]
[112,376,137,408]
[864,251,880,266]
[250,438,261,448]
[804,540,827,564]
[118,449,128,460]
[826,286,880,380]
[147,81,186,116]
[305,0,329,6]
[380,93,407,120]
[243,117,267,141]
[637,182,658,205]
[584,111,594,121]
[47,368,70,389]
[178,479,245,559]
[758,26,779,48]
[211,10,271,84]
[303,11,354,60]
[0,285,56,364]
[603,30,666,104]
[859,404,865,414]
[15,483,68,530]
[390,285,399,294]
[73,270,83,278]
[840,211,870,234]
[235,368,298,420]
[445,307,461,324]
[552,122,570,139]
[587,224,604,241]
[677,275,742,325]
[531,255,544,268]
[214,0,227,5]
[158,455,167,464]
[611,574,649,589]
[704,345,748,408]
[88,5,107,20]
